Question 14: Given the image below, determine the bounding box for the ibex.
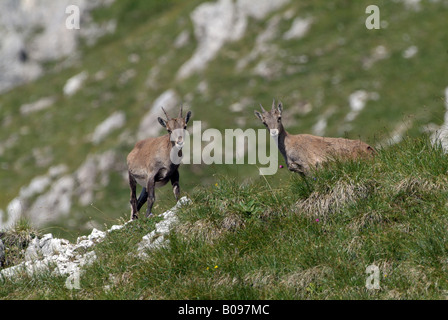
[127,106,192,220]
[254,100,375,176]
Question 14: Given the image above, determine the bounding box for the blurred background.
[0,0,447,240]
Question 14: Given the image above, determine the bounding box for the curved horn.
[161,107,170,120]
[179,105,183,118]
[271,99,276,111]
[259,103,266,113]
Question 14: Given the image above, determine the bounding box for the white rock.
[118,69,136,86]
[1,165,69,229]
[90,111,126,145]
[177,0,290,79]
[3,198,24,230]
[20,97,55,115]
[2,229,101,282]
[63,71,88,97]
[1,197,191,285]
[283,17,313,40]
[237,0,290,20]
[345,90,379,122]
[27,175,75,226]
[229,97,252,113]
[399,0,421,11]
[24,237,41,262]
[109,224,124,232]
[236,14,282,71]
[0,0,115,93]
[174,30,191,49]
[430,87,448,152]
[48,164,69,178]
[19,175,51,199]
[88,228,106,242]
[137,89,180,140]
[402,45,418,59]
[362,45,389,69]
[137,197,191,258]
[74,150,119,206]
[445,86,448,112]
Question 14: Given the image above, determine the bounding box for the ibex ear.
[254,111,263,121]
[158,117,167,128]
[185,111,192,124]
[277,102,283,114]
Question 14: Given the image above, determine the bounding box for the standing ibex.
[255,100,375,176]
[127,106,192,220]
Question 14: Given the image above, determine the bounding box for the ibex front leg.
[145,178,156,218]
[170,169,180,201]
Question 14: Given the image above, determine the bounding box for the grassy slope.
[2,135,448,299]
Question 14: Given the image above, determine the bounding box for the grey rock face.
[0,0,115,93]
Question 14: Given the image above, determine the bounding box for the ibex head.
[254,99,283,137]
[158,106,192,149]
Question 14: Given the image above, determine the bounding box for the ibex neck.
[276,127,289,160]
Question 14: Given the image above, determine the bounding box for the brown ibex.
[255,100,375,176]
[127,106,192,220]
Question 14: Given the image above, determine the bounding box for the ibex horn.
[161,107,170,120]
[259,104,266,113]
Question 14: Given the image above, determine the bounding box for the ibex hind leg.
[170,170,180,201]
[145,179,156,218]
[137,187,148,211]
[129,172,139,220]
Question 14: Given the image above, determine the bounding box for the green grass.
[0,219,40,269]
[2,135,448,299]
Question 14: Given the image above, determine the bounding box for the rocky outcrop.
[136,197,191,257]
[137,89,181,140]
[90,111,126,145]
[0,197,190,284]
[1,149,125,230]
[0,0,115,93]
[177,0,290,79]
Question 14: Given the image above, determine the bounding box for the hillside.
[2,135,448,299]
[1,0,448,243]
